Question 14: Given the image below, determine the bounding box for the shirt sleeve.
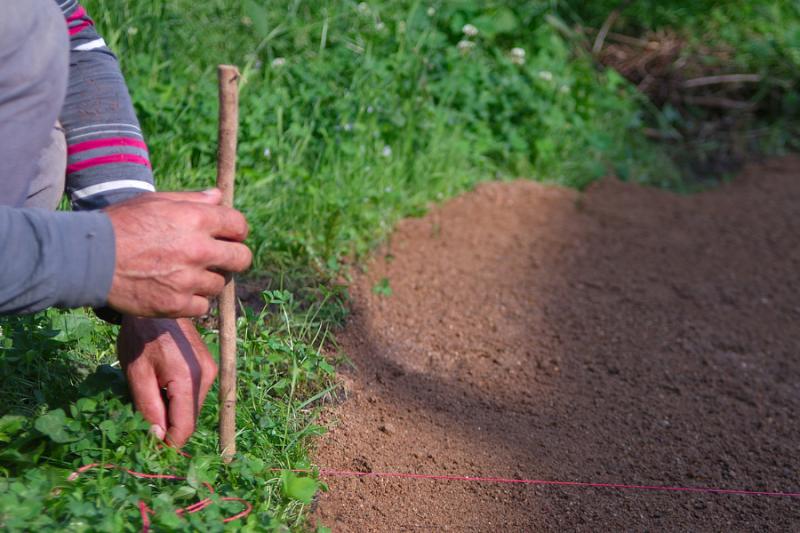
[0,206,116,314]
[56,0,156,210]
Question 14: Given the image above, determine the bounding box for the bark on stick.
[217,64,239,462]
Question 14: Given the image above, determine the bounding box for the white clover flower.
[357,2,369,14]
[510,47,526,65]
[462,24,479,37]
[263,148,271,159]
[367,105,375,114]
[271,57,286,68]
[376,21,386,31]
[427,7,436,16]
[382,145,392,158]
[128,27,139,35]
[559,84,570,94]
[241,16,253,27]
[343,123,353,132]
[457,40,475,53]
[537,70,553,82]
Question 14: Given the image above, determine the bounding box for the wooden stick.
[592,0,633,55]
[217,64,239,462]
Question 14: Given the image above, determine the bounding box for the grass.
[1,293,338,531]
[2,0,799,530]
[91,0,683,272]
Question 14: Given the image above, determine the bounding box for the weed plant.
[2,0,798,530]
[1,292,335,531]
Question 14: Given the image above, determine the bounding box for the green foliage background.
[91,0,681,274]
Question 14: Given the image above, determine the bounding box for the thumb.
[154,188,222,205]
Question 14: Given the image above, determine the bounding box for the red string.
[66,462,799,532]
[67,463,252,532]
[285,468,800,499]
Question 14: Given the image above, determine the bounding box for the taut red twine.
[305,468,800,498]
[67,463,800,532]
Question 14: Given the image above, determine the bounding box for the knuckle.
[167,295,191,316]
[171,271,193,292]
[210,274,226,295]
[222,208,249,240]
[155,293,181,316]
[203,359,219,384]
[186,206,208,228]
[235,211,250,239]
[231,244,253,272]
[188,364,202,382]
[194,298,210,317]
[188,242,214,266]
[241,245,253,268]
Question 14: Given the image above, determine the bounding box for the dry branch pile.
[580,22,787,178]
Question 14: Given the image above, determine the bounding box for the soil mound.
[314,157,800,531]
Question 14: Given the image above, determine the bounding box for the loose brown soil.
[313,156,800,531]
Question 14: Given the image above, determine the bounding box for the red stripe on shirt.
[69,20,93,36]
[67,5,94,35]
[67,5,87,22]
[67,154,152,174]
[68,138,149,156]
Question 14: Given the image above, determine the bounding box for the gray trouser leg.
[0,0,69,207]
[25,123,67,210]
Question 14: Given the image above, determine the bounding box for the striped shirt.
[0,0,153,314]
[56,0,156,210]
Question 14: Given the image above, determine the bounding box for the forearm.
[0,207,115,314]
[57,1,155,210]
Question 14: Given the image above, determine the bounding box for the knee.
[0,0,69,95]
[27,125,67,210]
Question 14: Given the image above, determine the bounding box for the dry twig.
[682,74,763,89]
[592,0,634,54]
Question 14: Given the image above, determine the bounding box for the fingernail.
[150,424,166,440]
[202,188,219,196]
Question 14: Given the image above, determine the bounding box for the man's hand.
[117,316,217,447]
[104,189,252,318]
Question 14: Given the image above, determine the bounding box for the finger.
[161,295,211,318]
[196,357,218,416]
[181,295,210,317]
[175,318,218,423]
[197,367,216,411]
[207,206,249,241]
[126,363,168,440]
[154,188,222,205]
[164,379,198,448]
[206,241,253,273]
[193,271,227,297]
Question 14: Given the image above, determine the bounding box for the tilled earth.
[313,156,800,531]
